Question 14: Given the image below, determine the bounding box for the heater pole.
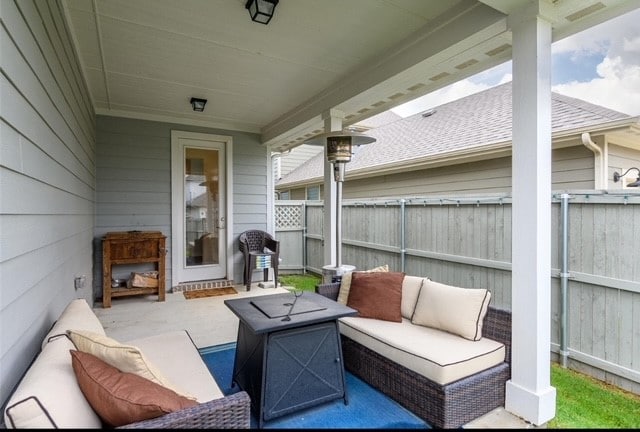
[335,174,342,268]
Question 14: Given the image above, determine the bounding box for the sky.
[391,8,640,118]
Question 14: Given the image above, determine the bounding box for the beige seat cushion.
[339,317,505,386]
[412,280,491,341]
[127,330,224,403]
[337,264,389,305]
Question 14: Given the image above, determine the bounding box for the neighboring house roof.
[277,82,633,187]
[354,110,402,129]
[273,111,402,179]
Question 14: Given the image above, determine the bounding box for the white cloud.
[552,56,640,116]
[552,9,640,116]
[393,8,640,118]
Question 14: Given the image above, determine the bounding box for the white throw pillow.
[67,330,193,398]
[337,264,389,305]
[411,279,491,341]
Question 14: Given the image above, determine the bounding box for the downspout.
[581,132,605,189]
[559,193,571,368]
[400,199,406,273]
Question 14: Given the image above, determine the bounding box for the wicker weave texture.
[116,391,251,429]
[316,281,512,429]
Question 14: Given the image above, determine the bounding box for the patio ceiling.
[62,0,636,152]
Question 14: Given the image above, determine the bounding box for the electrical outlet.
[74,275,86,290]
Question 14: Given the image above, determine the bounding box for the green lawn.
[549,362,640,428]
[279,273,321,292]
[278,274,640,428]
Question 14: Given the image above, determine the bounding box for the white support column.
[505,2,557,426]
[322,110,344,267]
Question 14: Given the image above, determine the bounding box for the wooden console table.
[102,231,166,308]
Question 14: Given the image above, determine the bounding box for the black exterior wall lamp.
[246,0,279,25]
[613,167,640,187]
[190,97,207,112]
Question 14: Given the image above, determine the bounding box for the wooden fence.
[275,190,640,395]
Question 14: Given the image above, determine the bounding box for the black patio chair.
[238,230,280,290]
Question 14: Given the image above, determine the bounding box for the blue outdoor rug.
[199,343,429,429]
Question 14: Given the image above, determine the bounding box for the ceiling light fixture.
[190,97,207,112]
[245,0,278,25]
[613,167,640,187]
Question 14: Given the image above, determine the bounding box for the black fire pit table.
[224,291,357,428]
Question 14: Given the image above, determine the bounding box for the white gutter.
[581,132,606,189]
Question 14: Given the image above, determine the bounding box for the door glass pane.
[184,148,219,267]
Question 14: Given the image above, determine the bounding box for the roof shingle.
[277,82,631,186]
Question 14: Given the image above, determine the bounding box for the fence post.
[560,193,571,368]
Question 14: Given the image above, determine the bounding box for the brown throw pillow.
[70,350,198,427]
[347,271,405,322]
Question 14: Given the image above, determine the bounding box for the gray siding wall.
[1,0,96,407]
[608,143,640,189]
[95,116,267,297]
[343,146,594,199]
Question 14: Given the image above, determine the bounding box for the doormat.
[183,287,238,300]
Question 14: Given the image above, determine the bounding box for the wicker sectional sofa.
[3,299,250,429]
[316,275,512,429]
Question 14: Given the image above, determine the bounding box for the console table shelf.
[102,231,166,308]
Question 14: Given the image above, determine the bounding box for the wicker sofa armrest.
[117,391,251,429]
[482,306,512,365]
[315,282,340,301]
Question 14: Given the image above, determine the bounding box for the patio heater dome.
[305,131,376,181]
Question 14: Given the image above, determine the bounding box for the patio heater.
[306,131,376,283]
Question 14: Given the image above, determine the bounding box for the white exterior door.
[171,131,232,286]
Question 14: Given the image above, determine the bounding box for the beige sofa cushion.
[339,316,505,386]
[127,330,225,403]
[401,276,426,319]
[3,337,102,429]
[337,264,389,305]
[412,280,491,341]
[42,299,106,348]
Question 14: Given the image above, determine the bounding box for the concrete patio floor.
[92,284,538,429]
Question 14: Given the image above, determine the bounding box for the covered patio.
[2,0,638,428]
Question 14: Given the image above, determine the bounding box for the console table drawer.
[109,240,159,260]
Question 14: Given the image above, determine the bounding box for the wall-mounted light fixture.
[613,167,640,187]
[245,0,278,25]
[306,131,376,273]
[190,97,207,112]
